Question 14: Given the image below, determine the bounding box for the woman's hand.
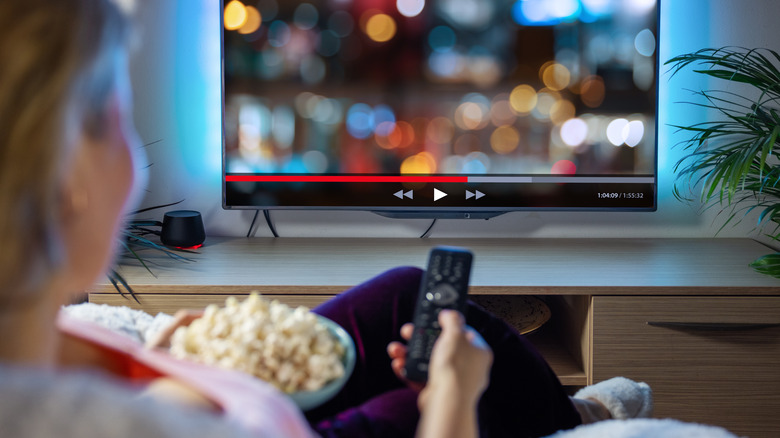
[141,310,222,412]
[145,309,203,349]
[418,310,492,408]
[386,310,493,402]
[387,323,425,392]
[396,310,492,438]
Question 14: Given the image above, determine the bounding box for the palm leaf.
[750,253,780,278]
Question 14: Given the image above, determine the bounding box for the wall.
[129,0,780,242]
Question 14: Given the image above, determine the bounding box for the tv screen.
[222,0,658,218]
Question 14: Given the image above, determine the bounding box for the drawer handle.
[647,321,780,331]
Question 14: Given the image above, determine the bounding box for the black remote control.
[404,246,473,382]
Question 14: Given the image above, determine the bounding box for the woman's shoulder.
[0,364,257,438]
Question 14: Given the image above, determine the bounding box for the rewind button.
[465,190,485,200]
[394,189,414,200]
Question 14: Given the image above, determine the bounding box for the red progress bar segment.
[226,175,468,183]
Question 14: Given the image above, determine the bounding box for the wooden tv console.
[88,237,780,437]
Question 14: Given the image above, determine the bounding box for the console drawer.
[591,296,780,438]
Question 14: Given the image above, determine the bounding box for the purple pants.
[308,266,582,438]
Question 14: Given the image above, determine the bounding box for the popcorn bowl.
[288,315,356,411]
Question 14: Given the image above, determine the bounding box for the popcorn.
[169,293,346,393]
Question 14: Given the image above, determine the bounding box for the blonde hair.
[0,0,132,305]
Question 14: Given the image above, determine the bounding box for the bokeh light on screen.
[634,28,656,57]
[551,159,577,175]
[428,26,456,52]
[532,90,560,121]
[512,0,581,26]
[438,0,494,30]
[607,118,630,146]
[427,117,455,145]
[468,52,502,88]
[396,121,417,148]
[373,105,397,136]
[625,0,656,15]
[490,125,520,154]
[624,120,645,147]
[455,93,493,131]
[267,21,291,47]
[633,56,654,91]
[581,0,613,15]
[490,95,517,127]
[509,85,538,115]
[580,76,605,108]
[303,150,328,173]
[293,3,319,30]
[397,0,425,17]
[462,152,490,174]
[362,12,397,43]
[541,62,571,91]
[549,99,575,125]
[271,105,295,149]
[560,118,588,147]
[603,117,647,149]
[224,0,247,30]
[401,152,436,174]
[375,123,396,149]
[346,103,375,139]
[428,50,464,79]
[294,92,316,118]
[238,6,261,34]
[314,98,343,126]
[377,120,415,149]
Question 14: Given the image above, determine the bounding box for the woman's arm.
[411,310,493,438]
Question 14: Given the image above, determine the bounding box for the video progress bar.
[468,176,655,183]
[226,175,467,183]
[226,175,655,184]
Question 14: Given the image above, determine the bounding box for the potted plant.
[667,46,780,278]
[109,200,196,302]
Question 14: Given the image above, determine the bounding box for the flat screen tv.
[222,0,658,218]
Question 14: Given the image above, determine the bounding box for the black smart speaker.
[160,210,205,248]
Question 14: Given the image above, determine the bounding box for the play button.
[433,188,448,201]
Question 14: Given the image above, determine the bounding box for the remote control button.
[429,284,458,306]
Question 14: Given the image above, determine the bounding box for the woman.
[0,0,310,436]
[0,0,647,437]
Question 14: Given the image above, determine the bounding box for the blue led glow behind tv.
[222,0,659,218]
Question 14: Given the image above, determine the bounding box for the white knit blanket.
[61,302,174,345]
[545,418,741,438]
